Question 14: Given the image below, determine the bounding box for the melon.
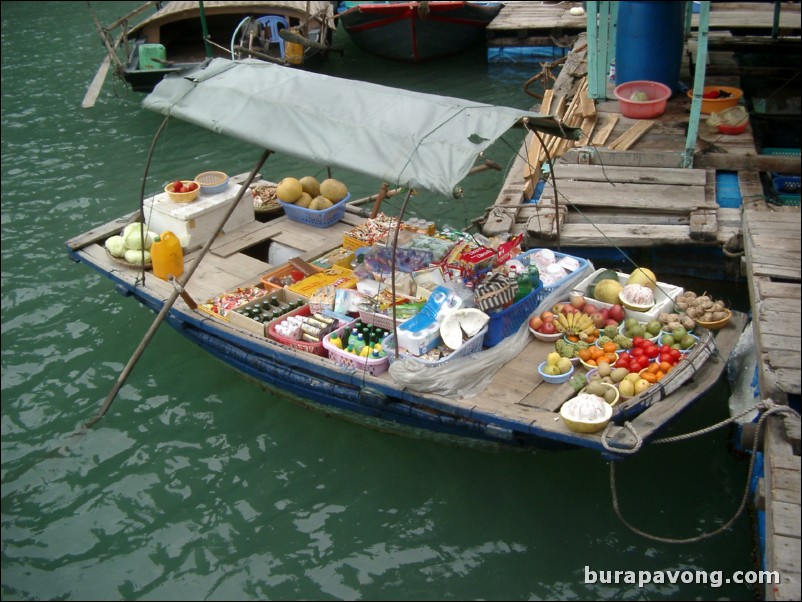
[309,195,333,211]
[276,177,303,203]
[295,193,312,208]
[627,267,657,290]
[299,176,320,197]
[319,178,348,202]
[594,279,624,305]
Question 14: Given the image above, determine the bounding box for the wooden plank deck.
[742,207,801,602]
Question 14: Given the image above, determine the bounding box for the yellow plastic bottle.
[151,231,184,281]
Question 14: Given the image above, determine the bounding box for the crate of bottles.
[228,288,306,336]
[323,325,390,376]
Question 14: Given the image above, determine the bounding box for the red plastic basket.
[267,305,327,356]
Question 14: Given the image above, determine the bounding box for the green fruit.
[557,357,573,374]
[604,388,617,404]
[672,327,687,341]
[660,334,675,346]
[611,367,629,383]
[585,381,606,397]
[680,335,696,350]
[646,320,662,336]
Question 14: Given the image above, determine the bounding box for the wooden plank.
[554,181,712,211]
[689,209,719,241]
[608,120,656,151]
[554,163,708,186]
[590,113,619,146]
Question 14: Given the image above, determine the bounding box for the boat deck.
[66,179,746,457]
[743,207,801,602]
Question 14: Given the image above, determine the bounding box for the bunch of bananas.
[555,312,596,336]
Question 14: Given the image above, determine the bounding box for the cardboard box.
[228,288,306,336]
[287,266,358,299]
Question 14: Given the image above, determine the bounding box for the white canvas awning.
[143,58,580,197]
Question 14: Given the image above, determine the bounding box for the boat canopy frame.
[142,58,581,198]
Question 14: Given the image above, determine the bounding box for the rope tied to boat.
[607,399,800,544]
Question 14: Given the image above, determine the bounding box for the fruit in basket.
[299,175,320,197]
[594,279,624,304]
[319,178,348,202]
[276,177,303,203]
[309,195,334,211]
[295,193,312,208]
[626,267,657,290]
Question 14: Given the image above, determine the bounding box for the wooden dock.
[743,207,801,602]
[486,1,801,52]
[480,8,801,598]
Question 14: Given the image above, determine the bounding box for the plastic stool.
[256,15,289,59]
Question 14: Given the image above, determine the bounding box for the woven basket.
[195,171,230,195]
[165,180,199,203]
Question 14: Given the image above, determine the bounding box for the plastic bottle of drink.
[353,333,366,355]
[329,332,343,349]
[150,231,184,281]
[528,264,541,291]
[348,328,359,348]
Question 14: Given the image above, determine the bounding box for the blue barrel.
[616,1,684,93]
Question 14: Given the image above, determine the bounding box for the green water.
[2,2,759,600]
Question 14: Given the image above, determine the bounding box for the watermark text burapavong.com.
[584,566,780,589]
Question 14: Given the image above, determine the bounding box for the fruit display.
[620,318,662,340]
[276,176,349,210]
[671,290,730,326]
[542,351,573,377]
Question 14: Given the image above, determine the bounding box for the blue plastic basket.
[195,171,230,195]
[384,325,487,367]
[483,249,590,348]
[279,193,350,228]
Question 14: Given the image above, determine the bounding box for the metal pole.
[683,1,710,168]
[199,1,213,58]
[85,148,273,428]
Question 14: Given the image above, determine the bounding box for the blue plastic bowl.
[538,361,574,384]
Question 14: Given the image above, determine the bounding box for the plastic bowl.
[538,361,574,384]
[579,352,618,371]
[165,180,199,203]
[613,80,672,119]
[530,327,563,342]
[195,171,230,195]
[696,308,732,330]
[718,121,748,135]
[687,86,743,114]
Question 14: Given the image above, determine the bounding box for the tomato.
[632,336,645,347]
[659,353,674,365]
[631,347,645,358]
[660,345,673,355]
[645,345,659,359]
[172,180,183,191]
[618,352,632,364]
[637,356,651,370]
[629,360,641,373]
[670,348,682,361]
[186,182,198,191]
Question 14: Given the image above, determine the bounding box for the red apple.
[540,311,555,323]
[583,303,598,315]
[540,321,557,335]
[529,316,543,331]
[590,312,605,328]
[600,308,609,320]
[608,304,626,323]
[569,295,585,310]
[603,318,619,328]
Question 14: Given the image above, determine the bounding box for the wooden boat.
[337,1,502,62]
[66,59,748,458]
[86,1,336,95]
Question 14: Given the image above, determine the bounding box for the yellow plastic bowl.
[687,86,743,114]
[165,180,200,203]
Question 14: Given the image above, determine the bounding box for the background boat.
[86,1,336,96]
[337,1,502,62]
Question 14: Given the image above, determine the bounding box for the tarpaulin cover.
[143,58,579,197]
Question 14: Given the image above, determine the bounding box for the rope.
[608,399,800,544]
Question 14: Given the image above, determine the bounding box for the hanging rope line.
[608,399,800,544]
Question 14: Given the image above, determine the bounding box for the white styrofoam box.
[574,268,683,321]
[144,183,254,249]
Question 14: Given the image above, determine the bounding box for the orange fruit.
[602,342,617,354]
[642,372,657,383]
[579,348,592,361]
[659,361,673,373]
